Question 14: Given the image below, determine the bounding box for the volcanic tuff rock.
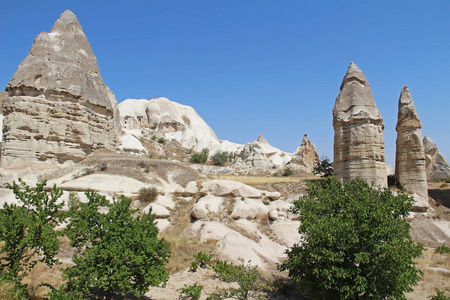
[423,136,450,180]
[333,62,387,188]
[395,86,428,199]
[290,134,319,172]
[2,10,118,170]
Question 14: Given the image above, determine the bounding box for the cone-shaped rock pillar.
[291,134,319,172]
[395,86,428,198]
[333,62,387,187]
[2,10,119,170]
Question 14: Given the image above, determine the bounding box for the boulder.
[2,10,119,171]
[200,180,262,198]
[143,203,170,218]
[230,198,269,220]
[333,62,387,188]
[395,86,428,200]
[233,142,273,168]
[423,136,450,181]
[291,134,319,172]
[191,195,223,220]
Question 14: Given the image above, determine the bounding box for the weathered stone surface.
[333,62,387,187]
[1,10,118,170]
[232,141,273,168]
[200,180,262,198]
[395,86,428,199]
[291,134,319,172]
[423,136,450,180]
[0,92,6,143]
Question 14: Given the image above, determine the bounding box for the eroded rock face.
[424,136,450,181]
[291,134,319,172]
[2,10,118,170]
[333,62,387,187]
[395,86,428,199]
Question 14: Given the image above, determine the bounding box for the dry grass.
[407,247,450,299]
[209,175,317,185]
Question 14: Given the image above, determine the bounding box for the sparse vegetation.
[178,283,203,300]
[313,156,334,177]
[158,137,166,144]
[151,122,158,129]
[138,186,159,203]
[210,259,263,300]
[429,288,450,300]
[280,177,424,299]
[193,251,213,268]
[446,177,450,183]
[440,183,448,188]
[190,153,208,164]
[283,168,293,177]
[0,179,63,298]
[434,244,450,254]
[433,177,442,183]
[212,152,228,165]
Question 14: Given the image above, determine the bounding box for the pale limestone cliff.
[333,62,387,188]
[395,86,428,199]
[2,10,119,171]
[424,136,450,181]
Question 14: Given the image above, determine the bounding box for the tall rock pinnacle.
[291,134,319,173]
[423,136,450,180]
[2,10,119,171]
[395,86,428,199]
[333,62,387,187]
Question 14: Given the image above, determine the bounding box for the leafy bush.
[138,187,159,203]
[432,177,442,183]
[178,283,203,300]
[0,179,63,296]
[190,261,199,272]
[189,153,207,164]
[283,168,293,177]
[158,137,166,144]
[279,177,423,299]
[193,251,213,268]
[430,289,450,300]
[313,157,334,178]
[434,244,450,254]
[211,152,228,165]
[446,177,450,183]
[63,192,171,298]
[151,122,158,129]
[201,148,210,156]
[440,183,448,188]
[211,259,262,300]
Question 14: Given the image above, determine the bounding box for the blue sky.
[1,1,449,165]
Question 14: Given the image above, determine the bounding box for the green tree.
[63,191,171,299]
[279,177,423,300]
[189,153,208,164]
[0,179,63,296]
[313,157,334,178]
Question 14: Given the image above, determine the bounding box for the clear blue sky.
[1,0,449,165]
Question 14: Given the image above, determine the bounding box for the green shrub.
[211,259,262,300]
[158,137,166,144]
[193,251,213,268]
[189,261,199,272]
[434,244,450,254]
[201,148,210,156]
[189,153,207,164]
[211,152,228,165]
[313,157,334,178]
[279,177,423,299]
[151,122,158,129]
[440,183,448,188]
[446,177,450,183]
[151,135,157,140]
[178,283,203,300]
[283,168,293,177]
[432,177,442,183]
[138,187,159,203]
[429,288,450,300]
[63,192,171,298]
[0,179,63,297]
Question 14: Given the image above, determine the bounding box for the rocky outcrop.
[118,98,238,154]
[2,10,119,170]
[424,136,450,181]
[333,62,387,188]
[0,91,7,144]
[233,142,273,169]
[290,134,319,172]
[395,86,428,199]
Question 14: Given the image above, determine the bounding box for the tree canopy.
[279,177,423,299]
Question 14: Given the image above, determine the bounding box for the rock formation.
[333,62,387,187]
[256,134,280,156]
[118,98,238,154]
[2,10,119,170]
[423,136,450,180]
[291,134,319,172]
[395,86,428,199]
